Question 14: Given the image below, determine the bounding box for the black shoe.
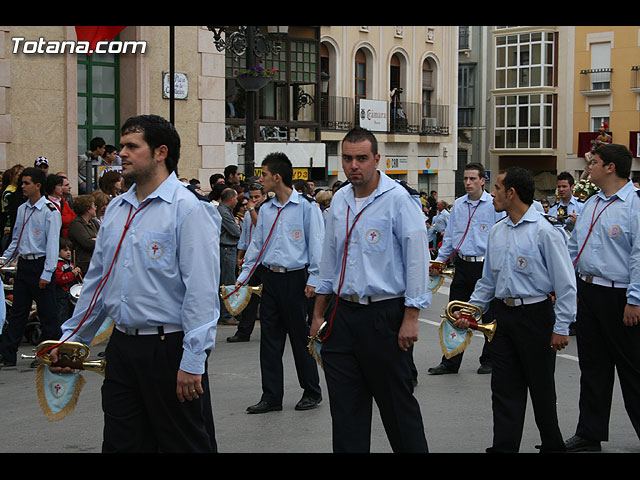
[246,400,283,414]
[0,354,16,368]
[477,364,492,374]
[226,335,250,343]
[427,364,456,375]
[295,395,322,411]
[564,435,601,452]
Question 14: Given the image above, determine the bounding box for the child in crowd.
[55,238,82,325]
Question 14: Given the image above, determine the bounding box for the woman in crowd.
[99,170,123,198]
[67,194,99,275]
[46,174,76,238]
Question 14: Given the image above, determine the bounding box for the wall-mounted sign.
[359,99,388,132]
[385,156,408,174]
[162,72,188,100]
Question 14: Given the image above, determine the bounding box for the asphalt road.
[0,279,638,454]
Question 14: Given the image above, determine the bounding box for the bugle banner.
[429,260,454,293]
[438,301,496,359]
[220,285,262,317]
[23,340,106,422]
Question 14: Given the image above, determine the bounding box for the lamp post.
[207,26,287,178]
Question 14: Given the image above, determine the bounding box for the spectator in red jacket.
[46,174,76,238]
[55,237,82,325]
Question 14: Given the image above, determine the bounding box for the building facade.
[319,26,459,199]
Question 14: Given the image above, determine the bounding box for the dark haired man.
[428,162,505,375]
[78,136,106,193]
[217,187,241,326]
[51,115,221,452]
[228,183,267,342]
[236,152,324,414]
[311,127,430,452]
[0,167,61,368]
[564,144,640,452]
[224,164,241,187]
[549,171,583,231]
[455,166,576,452]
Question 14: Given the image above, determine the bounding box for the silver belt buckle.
[503,298,520,307]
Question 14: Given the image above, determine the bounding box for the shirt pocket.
[283,221,305,244]
[361,219,389,253]
[143,231,175,269]
[512,246,538,277]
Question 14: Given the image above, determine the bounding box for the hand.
[398,308,419,352]
[176,370,203,403]
[48,347,76,374]
[550,333,569,351]
[304,285,316,298]
[72,267,82,276]
[623,304,640,327]
[38,278,49,289]
[568,213,578,224]
[310,316,324,339]
[451,311,470,329]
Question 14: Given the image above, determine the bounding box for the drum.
[69,284,82,305]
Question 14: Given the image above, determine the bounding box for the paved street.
[0,280,638,453]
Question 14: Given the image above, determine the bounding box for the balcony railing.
[579,68,613,95]
[320,95,449,136]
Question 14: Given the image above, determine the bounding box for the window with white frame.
[495,31,555,89]
[494,93,554,149]
[590,105,610,132]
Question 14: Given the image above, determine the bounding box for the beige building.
[320,26,459,199]
[0,25,227,193]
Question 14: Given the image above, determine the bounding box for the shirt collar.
[27,195,48,210]
[506,204,539,228]
[595,180,636,203]
[343,170,396,209]
[270,188,301,209]
[463,190,492,204]
[120,172,179,208]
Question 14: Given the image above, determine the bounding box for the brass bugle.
[21,340,106,376]
[430,260,454,277]
[441,300,496,342]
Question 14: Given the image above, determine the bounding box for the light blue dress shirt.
[436,191,505,262]
[316,171,432,310]
[432,208,450,234]
[2,195,61,282]
[237,210,254,251]
[237,189,325,287]
[568,181,640,305]
[469,205,577,335]
[60,173,222,375]
[548,195,583,226]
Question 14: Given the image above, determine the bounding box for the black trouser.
[102,328,217,453]
[258,268,321,404]
[440,257,492,372]
[0,257,59,363]
[488,298,564,453]
[574,279,640,442]
[321,297,428,453]
[234,264,265,339]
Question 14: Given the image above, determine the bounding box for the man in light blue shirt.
[548,171,583,232]
[432,200,450,246]
[311,127,430,453]
[564,144,640,452]
[0,167,61,368]
[237,152,324,414]
[52,115,220,453]
[455,166,575,453]
[429,162,505,375]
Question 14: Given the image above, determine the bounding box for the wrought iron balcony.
[579,68,613,95]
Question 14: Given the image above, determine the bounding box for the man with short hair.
[78,137,106,193]
[311,127,430,452]
[52,114,221,452]
[236,152,324,414]
[0,167,61,368]
[564,144,640,452]
[455,166,576,453]
[549,171,583,231]
[228,183,267,342]
[217,187,241,326]
[224,165,241,188]
[428,162,505,375]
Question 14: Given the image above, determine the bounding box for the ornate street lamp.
[207,26,288,178]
